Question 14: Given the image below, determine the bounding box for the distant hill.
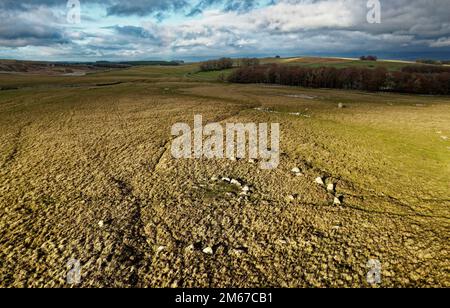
[0,60,100,75]
[0,59,184,75]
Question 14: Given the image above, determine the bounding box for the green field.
[0,59,449,287]
[180,57,421,83]
[261,57,413,70]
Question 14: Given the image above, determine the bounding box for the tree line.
[416,59,450,66]
[200,58,234,71]
[236,58,260,67]
[360,55,378,61]
[401,65,450,74]
[199,57,260,72]
[227,64,450,95]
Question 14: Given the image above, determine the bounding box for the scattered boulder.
[291,167,301,175]
[334,196,343,206]
[230,179,242,186]
[327,183,335,192]
[240,185,252,196]
[203,247,214,255]
[248,158,257,163]
[156,246,166,253]
[338,103,346,109]
[231,248,247,255]
[291,166,304,176]
[441,136,448,140]
[219,177,253,197]
[211,176,219,181]
[315,177,325,186]
[98,220,105,228]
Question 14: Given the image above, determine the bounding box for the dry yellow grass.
[0,66,449,288]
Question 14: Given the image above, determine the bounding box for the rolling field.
[260,56,413,71]
[189,57,416,82]
[0,61,449,287]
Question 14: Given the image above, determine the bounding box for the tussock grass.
[0,64,449,288]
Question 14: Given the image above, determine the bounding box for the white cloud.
[2,0,450,60]
[430,37,450,48]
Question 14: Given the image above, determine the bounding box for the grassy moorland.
[260,56,413,70]
[190,57,417,82]
[0,58,449,287]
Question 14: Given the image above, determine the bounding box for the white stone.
[98,220,104,228]
[291,167,301,174]
[315,177,325,185]
[231,179,241,186]
[327,183,335,192]
[334,197,342,205]
[242,186,250,192]
[222,177,231,182]
[156,246,166,253]
[203,247,214,255]
[232,249,245,255]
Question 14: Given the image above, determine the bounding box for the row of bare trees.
[199,58,234,71]
[227,64,450,95]
[360,55,378,61]
[200,57,261,72]
[416,59,450,65]
[237,58,260,67]
[402,65,450,74]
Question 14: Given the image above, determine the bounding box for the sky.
[0,0,449,62]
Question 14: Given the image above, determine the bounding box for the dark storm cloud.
[352,0,450,40]
[103,0,261,17]
[105,0,189,17]
[187,0,260,16]
[0,0,263,17]
[223,0,260,12]
[112,25,157,39]
[109,25,163,45]
[0,8,68,47]
[0,24,65,43]
[0,0,189,17]
[2,0,450,60]
[0,0,64,10]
